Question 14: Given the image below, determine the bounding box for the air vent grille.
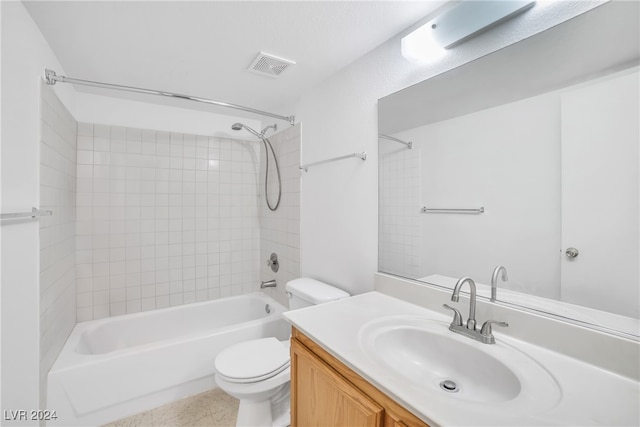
[248,52,296,77]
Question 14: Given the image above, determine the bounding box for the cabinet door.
[291,338,384,427]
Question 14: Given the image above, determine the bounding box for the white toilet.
[214,278,349,427]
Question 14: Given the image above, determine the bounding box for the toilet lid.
[215,337,290,382]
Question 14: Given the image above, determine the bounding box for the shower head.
[231,122,262,139]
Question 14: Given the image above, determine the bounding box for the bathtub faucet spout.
[260,280,277,289]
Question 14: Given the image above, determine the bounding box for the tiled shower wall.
[258,125,301,307]
[75,123,261,320]
[39,82,77,405]
[379,145,421,278]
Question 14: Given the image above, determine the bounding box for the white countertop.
[284,291,640,426]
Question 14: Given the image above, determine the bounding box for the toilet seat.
[215,337,290,384]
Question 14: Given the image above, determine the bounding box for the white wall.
[1,2,76,421]
[74,92,263,140]
[1,2,4,411]
[560,69,639,317]
[295,0,603,296]
[391,91,561,298]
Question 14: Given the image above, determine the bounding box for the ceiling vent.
[248,52,296,77]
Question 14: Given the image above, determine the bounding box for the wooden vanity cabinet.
[290,327,429,427]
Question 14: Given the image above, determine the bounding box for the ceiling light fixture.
[401,1,536,63]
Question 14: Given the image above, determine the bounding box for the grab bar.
[300,152,367,172]
[420,207,484,214]
[1,207,53,220]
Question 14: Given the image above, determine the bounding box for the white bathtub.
[47,292,290,426]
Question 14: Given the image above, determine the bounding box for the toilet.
[214,278,349,427]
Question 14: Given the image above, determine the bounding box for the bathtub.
[47,292,290,426]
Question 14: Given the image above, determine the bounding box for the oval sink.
[358,316,561,411]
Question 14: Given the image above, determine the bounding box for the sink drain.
[439,380,459,393]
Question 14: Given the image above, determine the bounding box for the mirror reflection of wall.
[378,1,640,335]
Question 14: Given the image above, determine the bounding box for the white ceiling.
[24,1,447,120]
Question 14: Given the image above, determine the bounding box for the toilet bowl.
[215,337,291,427]
[214,278,349,427]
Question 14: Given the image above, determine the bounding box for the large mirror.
[378,1,639,338]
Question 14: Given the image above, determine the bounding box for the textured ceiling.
[24,1,447,118]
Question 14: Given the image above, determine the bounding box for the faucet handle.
[480,320,509,337]
[442,304,463,326]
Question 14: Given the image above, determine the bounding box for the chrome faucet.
[491,266,508,302]
[451,276,477,330]
[443,276,509,344]
[260,279,277,289]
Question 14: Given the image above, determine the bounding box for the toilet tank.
[286,278,349,309]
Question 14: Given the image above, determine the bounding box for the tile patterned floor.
[102,389,238,427]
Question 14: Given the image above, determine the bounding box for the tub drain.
[265,304,271,314]
[439,380,459,393]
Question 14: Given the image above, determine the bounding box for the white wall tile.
[40,84,77,409]
[258,125,301,307]
[379,147,421,278]
[76,123,261,318]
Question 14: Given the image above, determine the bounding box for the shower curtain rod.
[44,69,295,125]
[378,134,412,149]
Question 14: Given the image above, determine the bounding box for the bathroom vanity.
[291,327,427,427]
[284,274,640,426]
